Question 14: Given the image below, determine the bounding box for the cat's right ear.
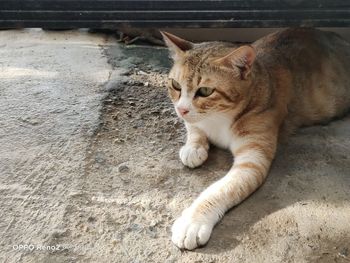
[212,46,256,79]
[160,31,193,60]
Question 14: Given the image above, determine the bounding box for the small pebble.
[138,70,147,75]
[118,164,129,173]
[87,216,96,223]
[111,240,118,246]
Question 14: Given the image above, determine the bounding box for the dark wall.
[1,0,349,29]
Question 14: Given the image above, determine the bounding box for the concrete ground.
[0,29,349,263]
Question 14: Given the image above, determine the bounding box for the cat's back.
[253,27,350,71]
[253,28,350,127]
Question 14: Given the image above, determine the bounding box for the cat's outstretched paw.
[179,145,208,168]
[171,211,214,250]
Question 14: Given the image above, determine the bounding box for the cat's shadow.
[192,115,350,254]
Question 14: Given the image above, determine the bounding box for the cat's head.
[161,31,256,123]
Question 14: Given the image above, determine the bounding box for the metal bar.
[0,10,348,20]
[1,19,349,29]
[1,0,349,11]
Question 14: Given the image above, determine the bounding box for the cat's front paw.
[179,144,208,168]
[171,210,214,250]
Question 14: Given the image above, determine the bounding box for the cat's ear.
[160,31,193,60]
[213,46,256,79]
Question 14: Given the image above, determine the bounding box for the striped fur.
[161,28,350,250]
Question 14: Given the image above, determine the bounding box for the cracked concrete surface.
[0,29,349,263]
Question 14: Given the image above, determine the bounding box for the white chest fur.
[194,114,234,149]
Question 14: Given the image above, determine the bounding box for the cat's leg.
[172,130,277,250]
[180,124,209,168]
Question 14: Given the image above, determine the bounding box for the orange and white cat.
[161,28,350,250]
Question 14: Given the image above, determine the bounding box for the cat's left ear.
[212,45,256,79]
[160,31,193,60]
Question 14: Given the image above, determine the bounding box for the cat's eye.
[170,79,181,91]
[196,87,215,97]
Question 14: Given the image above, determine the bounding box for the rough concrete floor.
[0,29,350,263]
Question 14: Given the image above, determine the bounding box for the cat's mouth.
[176,111,203,124]
[174,105,208,123]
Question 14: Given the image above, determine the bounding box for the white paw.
[171,210,214,250]
[179,145,208,168]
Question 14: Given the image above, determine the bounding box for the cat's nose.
[177,107,189,116]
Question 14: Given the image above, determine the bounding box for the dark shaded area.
[1,0,350,29]
[104,43,171,72]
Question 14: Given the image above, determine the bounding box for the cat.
[160,28,350,250]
